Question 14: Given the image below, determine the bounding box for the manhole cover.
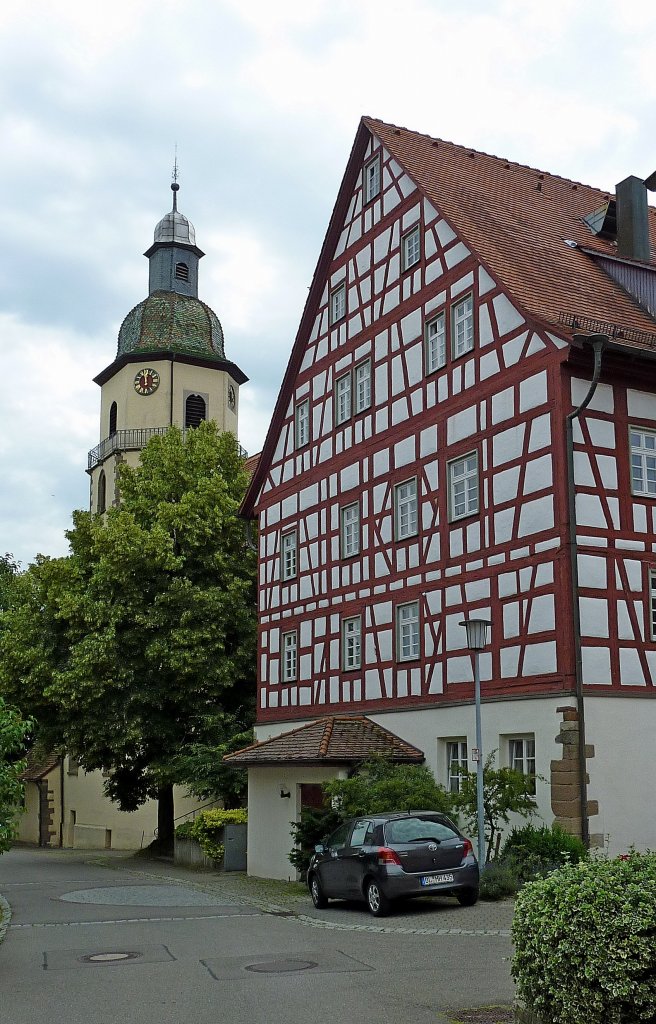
[78,952,141,964]
[245,958,318,974]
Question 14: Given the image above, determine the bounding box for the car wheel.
[365,879,391,917]
[309,873,328,909]
[456,887,479,907]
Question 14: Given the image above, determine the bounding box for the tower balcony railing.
[88,426,248,471]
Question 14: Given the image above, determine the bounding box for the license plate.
[420,873,454,886]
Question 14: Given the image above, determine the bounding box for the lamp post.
[460,617,491,870]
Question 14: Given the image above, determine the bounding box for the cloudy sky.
[2,0,655,567]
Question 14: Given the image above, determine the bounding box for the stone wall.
[550,705,601,846]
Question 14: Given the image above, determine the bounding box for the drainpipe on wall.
[566,332,607,850]
[60,757,65,847]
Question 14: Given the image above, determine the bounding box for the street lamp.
[460,617,492,869]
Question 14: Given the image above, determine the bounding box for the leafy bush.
[452,752,538,862]
[322,757,453,819]
[502,822,587,870]
[288,806,343,875]
[479,859,523,901]
[175,808,247,862]
[512,854,656,1024]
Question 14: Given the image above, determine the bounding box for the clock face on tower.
[133,368,160,396]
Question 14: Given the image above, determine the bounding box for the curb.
[0,893,12,945]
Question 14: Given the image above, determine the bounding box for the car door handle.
[357,849,366,857]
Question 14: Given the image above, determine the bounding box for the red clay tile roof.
[223,715,424,766]
[20,751,61,781]
[242,115,656,516]
[244,453,260,479]
[365,117,656,347]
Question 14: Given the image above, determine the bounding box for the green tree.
[0,696,31,854]
[0,423,256,848]
[453,751,539,862]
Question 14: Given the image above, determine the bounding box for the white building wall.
[247,764,347,880]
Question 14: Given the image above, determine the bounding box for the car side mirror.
[314,843,325,855]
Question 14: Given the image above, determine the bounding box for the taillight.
[377,846,402,866]
[462,838,474,859]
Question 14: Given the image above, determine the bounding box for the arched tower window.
[98,471,106,514]
[109,402,117,437]
[185,394,206,429]
[175,262,189,281]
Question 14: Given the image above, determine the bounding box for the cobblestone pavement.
[90,852,514,937]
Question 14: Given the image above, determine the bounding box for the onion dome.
[153,183,197,246]
[117,291,225,360]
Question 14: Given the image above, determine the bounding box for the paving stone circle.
[59,885,234,907]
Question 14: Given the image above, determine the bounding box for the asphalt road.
[0,848,514,1024]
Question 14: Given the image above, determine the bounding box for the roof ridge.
[319,718,334,757]
[363,115,616,198]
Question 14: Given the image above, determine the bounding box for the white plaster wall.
[62,766,211,850]
[585,697,656,855]
[247,764,347,880]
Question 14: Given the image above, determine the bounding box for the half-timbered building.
[228,117,656,878]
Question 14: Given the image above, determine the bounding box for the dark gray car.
[307,811,479,917]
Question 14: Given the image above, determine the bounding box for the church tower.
[88,181,248,512]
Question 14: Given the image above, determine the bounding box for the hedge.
[512,854,656,1024]
[175,809,247,863]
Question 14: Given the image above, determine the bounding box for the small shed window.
[185,394,206,428]
[109,402,117,437]
[175,262,189,281]
[98,471,106,514]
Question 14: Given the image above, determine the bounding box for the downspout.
[565,332,607,850]
[59,757,65,847]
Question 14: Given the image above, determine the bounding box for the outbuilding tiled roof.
[365,117,656,347]
[20,751,61,782]
[223,716,424,766]
[244,452,260,479]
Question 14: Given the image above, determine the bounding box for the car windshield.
[385,817,459,844]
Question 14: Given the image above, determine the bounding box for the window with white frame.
[340,503,360,558]
[395,478,418,539]
[282,630,298,682]
[446,740,468,793]
[281,530,297,580]
[330,284,346,324]
[396,601,420,661]
[650,569,656,641]
[335,373,352,425]
[342,616,362,671]
[364,156,381,203]
[425,312,446,374]
[508,736,536,794]
[402,226,421,271]
[630,428,656,496]
[354,359,372,413]
[449,452,479,520]
[452,294,474,358]
[295,399,310,448]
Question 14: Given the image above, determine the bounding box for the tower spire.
[171,145,179,211]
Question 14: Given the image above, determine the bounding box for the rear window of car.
[384,817,459,844]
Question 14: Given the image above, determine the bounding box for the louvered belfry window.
[98,471,106,514]
[109,401,117,437]
[185,394,206,428]
[175,262,189,281]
